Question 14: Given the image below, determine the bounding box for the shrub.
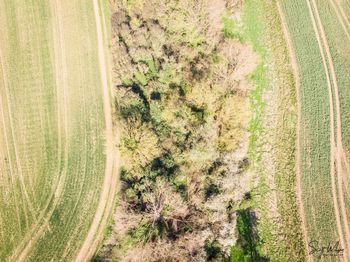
[204,239,224,261]
[204,182,220,200]
[135,71,149,86]
[172,174,188,192]
[120,118,161,170]
[230,246,245,261]
[128,222,158,243]
[151,153,178,176]
[119,92,150,121]
[221,11,242,40]
[141,179,190,237]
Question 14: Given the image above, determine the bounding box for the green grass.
[222,10,243,40]
[240,0,306,260]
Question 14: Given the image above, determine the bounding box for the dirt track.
[75,0,118,261]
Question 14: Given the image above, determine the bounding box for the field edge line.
[74,0,119,261]
[276,2,310,260]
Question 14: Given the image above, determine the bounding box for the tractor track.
[75,0,118,260]
[330,0,350,42]
[8,0,70,260]
[279,0,350,259]
[307,0,350,258]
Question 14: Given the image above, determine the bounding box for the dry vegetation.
[232,0,305,260]
[96,0,269,261]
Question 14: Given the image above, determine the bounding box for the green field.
[0,0,115,261]
[281,0,350,258]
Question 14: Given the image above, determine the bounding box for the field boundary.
[74,0,118,260]
[277,2,310,259]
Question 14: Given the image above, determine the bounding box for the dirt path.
[306,0,350,258]
[277,2,310,260]
[75,0,118,261]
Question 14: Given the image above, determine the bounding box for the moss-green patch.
[221,10,243,40]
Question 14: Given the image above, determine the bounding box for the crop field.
[0,0,116,261]
[280,0,350,258]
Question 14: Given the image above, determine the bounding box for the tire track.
[310,0,350,252]
[307,0,350,258]
[277,3,310,260]
[329,0,350,42]
[329,0,350,174]
[305,2,343,252]
[0,55,22,230]
[8,0,70,260]
[56,30,90,258]
[0,45,35,227]
[75,0,118,260]
[336,0,350,31]
[306,0,345,257]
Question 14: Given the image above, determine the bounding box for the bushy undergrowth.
[107,0,260,260]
